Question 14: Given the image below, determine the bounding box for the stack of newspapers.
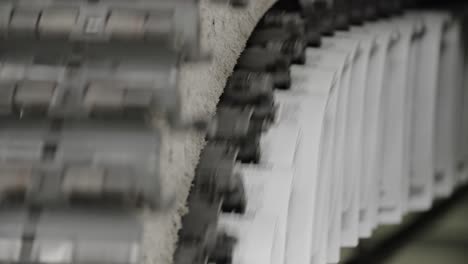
[226,10,468,264]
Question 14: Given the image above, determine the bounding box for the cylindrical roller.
[14,81,56,113]
[83,81,160,117]
[0,56,178,120]
[265,39,307,65]
[144,10,175,44]
[61,167,107,196]
[179,196,219,249]
[195,142,246,213]
[0,7,13,38]
[237,47,291,70]
[9,9,41,38]
[84,82,127,110]
[272,69,292,90]
[0,1,202,60]
[223,71,274,104]
[219,171,247,214]
[33,209,142,264]
[236,47,292,89]
[106,9,146,40]
[208,107,254,140]
[0,82,16,115]
[238,135,261,164]
[38,7,79,39]
[260,11,305,36]
[253,97,276,119]
[249,27,301,45]
[196,143,238,175]
[0,120,166,209]
[0,172,33,202]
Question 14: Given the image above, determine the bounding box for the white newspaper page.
[219,166,294,264]
[304,46,351,264]
[408,12,447,211]
[260,122,302,170]
[451,21,468,185]
[377,18,412,225]
[434,20,462,197]
[359,21,393,237]
[315,35,359,259]
[401,15,425,215]
[333,35,364,247]
[278,68,335,264]
[220,214,278,264]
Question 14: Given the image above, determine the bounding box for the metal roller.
[237,47,292,89]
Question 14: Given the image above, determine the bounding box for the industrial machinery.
[0,0,467,264]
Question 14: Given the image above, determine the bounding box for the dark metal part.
[334,0,351,31]
[249,30,307,64]
[363,0,379,21]
[236,47,292,90]
[222,71,275,104]
[350,0,366,25]
[175,190,238,264]
[313,1,336,36]
[237,134,261,164]
[195,142,247,214]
